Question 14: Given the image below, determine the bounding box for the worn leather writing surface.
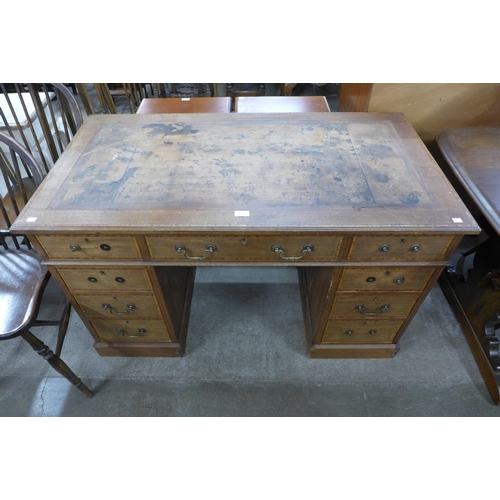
[12,113,478,233]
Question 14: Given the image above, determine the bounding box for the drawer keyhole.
[100,244,111,251]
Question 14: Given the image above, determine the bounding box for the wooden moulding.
[307,343,400,359]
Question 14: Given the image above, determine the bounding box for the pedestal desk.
[11,113,479,358]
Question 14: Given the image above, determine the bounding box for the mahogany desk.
[235,96,330,113]
[437,127,500,404]
[12,113,479,358]
[136,97,231,114]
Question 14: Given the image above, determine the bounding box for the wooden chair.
[136,97,232,114]
[0,83,83,173]
[235,96,330,113]
[0,132,93,398]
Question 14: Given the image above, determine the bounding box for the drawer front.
[58,268,152,291]
[147,235,342,262]
[348,235,453,260]
[37,235,141,260]
[323,319,403,343]
[330,292,420,318]
[90,319,172,342]
[76,293,161,318]
[338,267,434,291]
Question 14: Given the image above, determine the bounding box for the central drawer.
[146,234,342,262]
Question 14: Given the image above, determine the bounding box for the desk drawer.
[58,267,152,291]
[90,319,172,342]
[330,292,420,318]
[75,293,161,318]
[322,319,402,343]
[37,235,141,260]
[338,267,434,291]
[348,235,453,260]
[147,234,342,262]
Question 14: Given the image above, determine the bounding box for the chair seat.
[0,247,49,339]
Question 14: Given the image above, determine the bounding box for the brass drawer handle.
[69,243,81,252]
[175,244,217,260]
[355,304,390,316]
[379,244,390,252]
[271,244,314,260]
[102,303,136,316]
[116,327,146,338]
[393,277,405,285]
[410,244,421,252]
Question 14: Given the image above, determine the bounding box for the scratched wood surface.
[12,113,478,233]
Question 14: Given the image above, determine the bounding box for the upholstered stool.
[136,97,231,114]
[235,96,330,113]
[436,126,500,405]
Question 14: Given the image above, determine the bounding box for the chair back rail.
[0,83,83,171]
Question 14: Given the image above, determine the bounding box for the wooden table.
[436,126,500,404]
[136,97,231,114]
[235,96,330,113]
[12,113,479,359]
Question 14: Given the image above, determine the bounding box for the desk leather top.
[12,113,479,234]
[437,126,500,235]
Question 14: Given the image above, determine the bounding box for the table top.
[235,96,330,113]
[12,112,479,235]
[437,126,500,235]
[136,97,231,115]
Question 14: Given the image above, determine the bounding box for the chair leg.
[21,331,94,398]
[55,300,71,357]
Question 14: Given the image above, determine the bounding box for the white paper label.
[181,98,190,101]
[26,217,37,222]
[452,218,463,223]
[234,211,250,217]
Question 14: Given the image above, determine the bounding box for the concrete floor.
[1,266,499,416]
[1,84,498,416]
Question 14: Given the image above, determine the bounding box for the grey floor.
[1,266,499,416]
[1,84,498,416]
